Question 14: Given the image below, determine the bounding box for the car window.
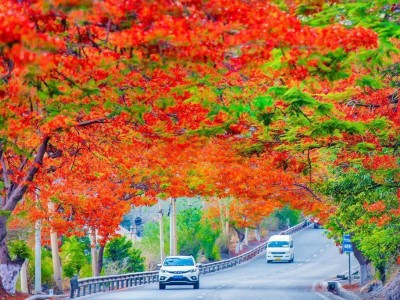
[163,257,194,266]
[267,241,289,248]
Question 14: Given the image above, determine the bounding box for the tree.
[322,165,399,284]
[0,0,397,294]
[104,236,145,274]
[60,236,89,278]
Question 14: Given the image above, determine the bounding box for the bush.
[60,236,88,278]
[104,236,145,274]
[8,240,32,261]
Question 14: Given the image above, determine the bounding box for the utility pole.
[48,202,63,293]
[169,198,177,255]
[158,199,164,262]
[34,189,41,294]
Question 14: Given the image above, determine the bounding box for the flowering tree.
[0,0,397,294]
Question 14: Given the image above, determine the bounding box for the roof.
[268,234,292,241]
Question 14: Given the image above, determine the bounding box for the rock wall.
[384,271,400,300]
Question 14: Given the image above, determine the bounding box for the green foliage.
[140,206,221,262]
[177,208,202,259]
[252,95,274,111]
[354,142,375,154]
[272,206,302,229]
[27,248,54,287]
[7,240,32,261]
[356,76,383,90]
[311,119,365,137]
[198,219,221,261]
[60,236,89,278]
[306,49,350,81]
[104,236,145,273]
[320,165,399,280]
[78,263,92,278]
[140,216,170,263]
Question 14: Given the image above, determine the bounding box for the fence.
[70,218,311,298]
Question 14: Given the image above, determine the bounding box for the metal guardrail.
[70,218,311,298]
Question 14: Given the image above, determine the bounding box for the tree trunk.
[49,202,63,293]
[89,229,98,277]
[255,228,261,242]
[20,260,28,293]
[233,226,245,253]
[0,138,50,294]
[97,246,104,275]
[352,242,373,285]
[0,240,23,295]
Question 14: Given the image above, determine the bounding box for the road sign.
[342,234,352,253]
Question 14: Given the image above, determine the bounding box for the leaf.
[252,95,274,110]
[356,76,383,90]
[354,142,375,154]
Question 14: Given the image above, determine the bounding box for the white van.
[266,235,294,263]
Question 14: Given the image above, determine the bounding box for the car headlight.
[160,269,167,273]
[190,269,196,273]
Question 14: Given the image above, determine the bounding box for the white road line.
[320,249,324,252]
[313,254,318,257]
[306,259,311,262]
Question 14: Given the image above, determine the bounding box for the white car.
[158,256,201,289]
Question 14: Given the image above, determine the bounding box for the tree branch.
[77,118,108,127]
[0,155,10,189]
[293,183,323,202]
[4,136,50,212]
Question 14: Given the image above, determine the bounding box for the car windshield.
[163,257,194,266]
[268,241,289,248]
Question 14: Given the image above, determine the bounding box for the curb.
[26,294,68,300]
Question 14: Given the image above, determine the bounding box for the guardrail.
[70,218,311,298]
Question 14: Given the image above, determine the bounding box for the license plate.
[173,275,184,279]
[275,258,281,261]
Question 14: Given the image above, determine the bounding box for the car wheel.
[289,255,294,263]
[193,281,200,289]
[159,283,166,290]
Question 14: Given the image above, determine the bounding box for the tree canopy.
[0,0,399,293]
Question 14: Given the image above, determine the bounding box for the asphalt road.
[83,227,357,300]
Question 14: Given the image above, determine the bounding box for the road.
[83,227,357,300]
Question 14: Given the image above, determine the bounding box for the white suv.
[158,256,201,289]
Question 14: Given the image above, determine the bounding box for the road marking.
[306,259,310,262]
[313,254,318,257]
[320,249,324,252]
[299,263,303,266]
[326,244,330,248]
[198,297,203,299]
